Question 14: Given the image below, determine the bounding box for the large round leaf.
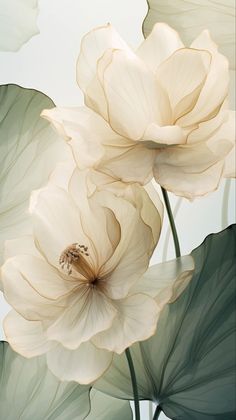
[0,341,133,420]
[96,225,236,419]
[0,341,90,419]
[0,84,68,266]
[0,0,39,51]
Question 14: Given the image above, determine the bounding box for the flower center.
[59,243,96,282]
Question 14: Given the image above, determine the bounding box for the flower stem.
[161,188,181,258]
[125,348,140,420]
[153,405,162,420]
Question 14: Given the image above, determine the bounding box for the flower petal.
[76,24,130,119]
[47,287,117,349]
[1,257,63,321]
[137,22,184,72]
[154,111,234,198]
[100,48,171,139]
[179,30,229,127]
[93,293,159,354]
[156,47,211,123]
[132,255,194,304]
[42,106,105,169]
[95,190,158,299]
[30,184,94,269]
[47,342,113,384]
[4,310,52,357]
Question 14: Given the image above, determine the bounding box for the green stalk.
[125,348,140,420]
[153,405,162,420]
[161,188,181,258]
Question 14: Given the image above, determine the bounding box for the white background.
[0,1,235,419]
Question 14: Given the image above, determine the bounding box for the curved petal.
[132,255,194,304]
[142,122,185,145]
[47,287,117,349]
[1,257,63,321]
[68,169,122,267]
[154,111,234,198]
[92,293,159,354]
[156,47,211,123]
[30,184,95,270]
[76,24,130,119]
[3,310,52,357]
[47,342,113,384]
[41,106,106,169]
[179,30,229,127]
[3,235,41,260]
[3,254,77,299]
[95,190,157,299]
[42,105,156,184]
[100,48,171,139]
[98,142,156,184]
[137,22,184,72]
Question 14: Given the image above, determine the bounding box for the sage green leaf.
[96,225,236,419]
[86,389,132,419]
[0,0,39,51]
[142,0,235,70]
[0,84,68,267]
[0,341,90,419]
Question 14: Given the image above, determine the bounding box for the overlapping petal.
[64,23,236,197]
[1,164,166,384]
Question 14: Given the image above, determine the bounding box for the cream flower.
[43,23,235,199]
[0,166,161,381]
[1,167,194,384]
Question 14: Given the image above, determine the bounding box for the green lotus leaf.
[96,225,236,419]
[0,84,68,267]
[0,341,91,419]
[0,0,39,51]
[142,0,235,70]
[86,389,132,419]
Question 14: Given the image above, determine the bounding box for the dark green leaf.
[96,225,236,419]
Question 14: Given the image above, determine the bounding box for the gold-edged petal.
[92,293,159,354]
[4,310,52,357]
[47,342,113,384]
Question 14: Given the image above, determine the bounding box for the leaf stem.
[153,405,162,420]
[125,348,140,420]
[161,188,181,258]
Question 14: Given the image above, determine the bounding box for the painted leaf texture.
[96,225,236,419]
[142,0,235,70]
[0,341,90,420]
[0,342,133,420]
[0,84,68,266]
[0,0,39,51]
[87,390,132,420]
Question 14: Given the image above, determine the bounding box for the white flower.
[43,23,235,199]
[1,167,193,384]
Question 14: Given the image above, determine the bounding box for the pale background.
[0,1,235,419]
